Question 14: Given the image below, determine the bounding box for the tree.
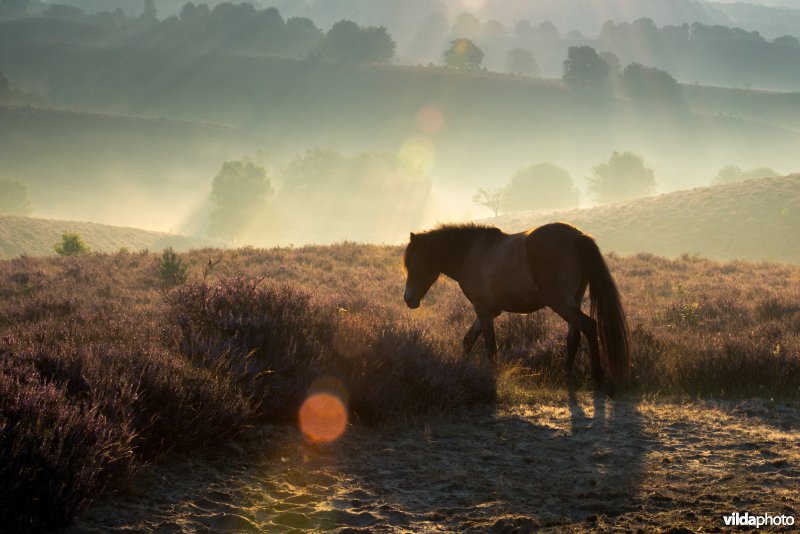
[589,151,656,204]
[599,51,621,78]
[505,48,538,76]
[54,232,90,256]
[321,20,395,63]
[712,165,777,186]
[619,62,683,105]
[208,160,272,240]
[537,20,559,40]
[0,70,10,101]
[774,35,800,47]
[444,38,483,70]
[0,177,32,215]
[451,12,480,39]
[473,188,504,217]
[141,0,157,21]
[562,46,610,91]
[503,163,579,213]
[514,20,534,39]
[482,20,507,39]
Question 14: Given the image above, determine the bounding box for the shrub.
[54,232,90,256]
[158,247,189,285]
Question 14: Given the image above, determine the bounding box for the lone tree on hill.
[503,163,580,213]
[562,45,610,91]
[208,160,272,241]
[444,38,484,70]
[589,151,656,204]
[473,188,504,217]
[54,232,90,256]
[0,177,32,215]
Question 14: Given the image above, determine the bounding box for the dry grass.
[496,174,800,263]
[0,243,799,530]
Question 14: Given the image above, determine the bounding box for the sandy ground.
[69,395,799,533]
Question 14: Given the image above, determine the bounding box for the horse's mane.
[406,223,505,277]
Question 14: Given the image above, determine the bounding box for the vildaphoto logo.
[723,512,795,528]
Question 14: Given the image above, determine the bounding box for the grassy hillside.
[0,215,216,258]
[493,174,800,263]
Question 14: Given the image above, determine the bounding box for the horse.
[402,222,630,394]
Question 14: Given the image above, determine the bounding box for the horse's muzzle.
[403,288,420,309]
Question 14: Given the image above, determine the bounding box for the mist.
[1,0,798,250]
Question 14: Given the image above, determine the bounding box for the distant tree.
[451,12,481,39]
[473,188,504,217]
[599,51,621,78]
[141,0,156,21]
[444,38,483,70]
[285,17,323,55]
[712,165,777,186]
[589,151,656,204]
[43,4,85,20]
[208,160,272,240]
[565,30,584,40]
[0,70,10,100]
[321,20,395,63]
[505,48,538,76]
[0,177,32,215]
[619,62,683,105]
[503,163,579,213]
[54,232,90,256]
[562,46,611,91]
[537,20,559,40]
[482,19,507,39]
[774,35,800,47]
[514,20,534,39]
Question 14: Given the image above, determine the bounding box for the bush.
[54,232,90,256]
[588,151,656,203]
[503,163,580,212]
[0,177,32,215]
[158,247,188,285]
[169,277,495,424]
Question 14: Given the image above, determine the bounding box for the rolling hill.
[0,215,217,259]
[492,174,800,263]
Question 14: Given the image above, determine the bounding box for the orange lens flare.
[298,393,347,444]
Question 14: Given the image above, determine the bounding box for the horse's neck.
[430,234,471,281]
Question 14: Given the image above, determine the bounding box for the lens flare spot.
[415,105,444,134]
[299,393,347,443]
[399,136,435,174]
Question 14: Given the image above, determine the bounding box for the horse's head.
[402,232,440,309]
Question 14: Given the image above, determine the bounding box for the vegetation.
[53,232,90,256]
[619,63,683,106]
[712,165,778,186]
[444,38,484,70]
[1,238,799,529]
[505,47,538,76]
[0,176,31,215]
[589,151,656,204]
[562,46,611,92]
[321,20,395,63]
[503,163,580,213]
[473,187,504,217]
[157,247,188,285]
[208,160,272,241]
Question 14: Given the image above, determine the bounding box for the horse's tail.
[577,234,630,384]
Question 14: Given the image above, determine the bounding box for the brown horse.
[402,222,630,393]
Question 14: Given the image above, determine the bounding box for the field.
[496,174,800,263]
[2,242,799,531]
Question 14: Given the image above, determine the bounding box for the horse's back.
[524,222,586,297]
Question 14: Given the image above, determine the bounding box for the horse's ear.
[409,232,417,242]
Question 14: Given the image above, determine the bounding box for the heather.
[1,245,799,530]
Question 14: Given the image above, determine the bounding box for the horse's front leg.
[476,310,498,363]
[463,318,483,354]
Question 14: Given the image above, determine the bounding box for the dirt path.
[70,396,799,532]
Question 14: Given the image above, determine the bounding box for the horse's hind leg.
[550,301,605,391]
[565,324,580,385]
[463,318,482,353]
